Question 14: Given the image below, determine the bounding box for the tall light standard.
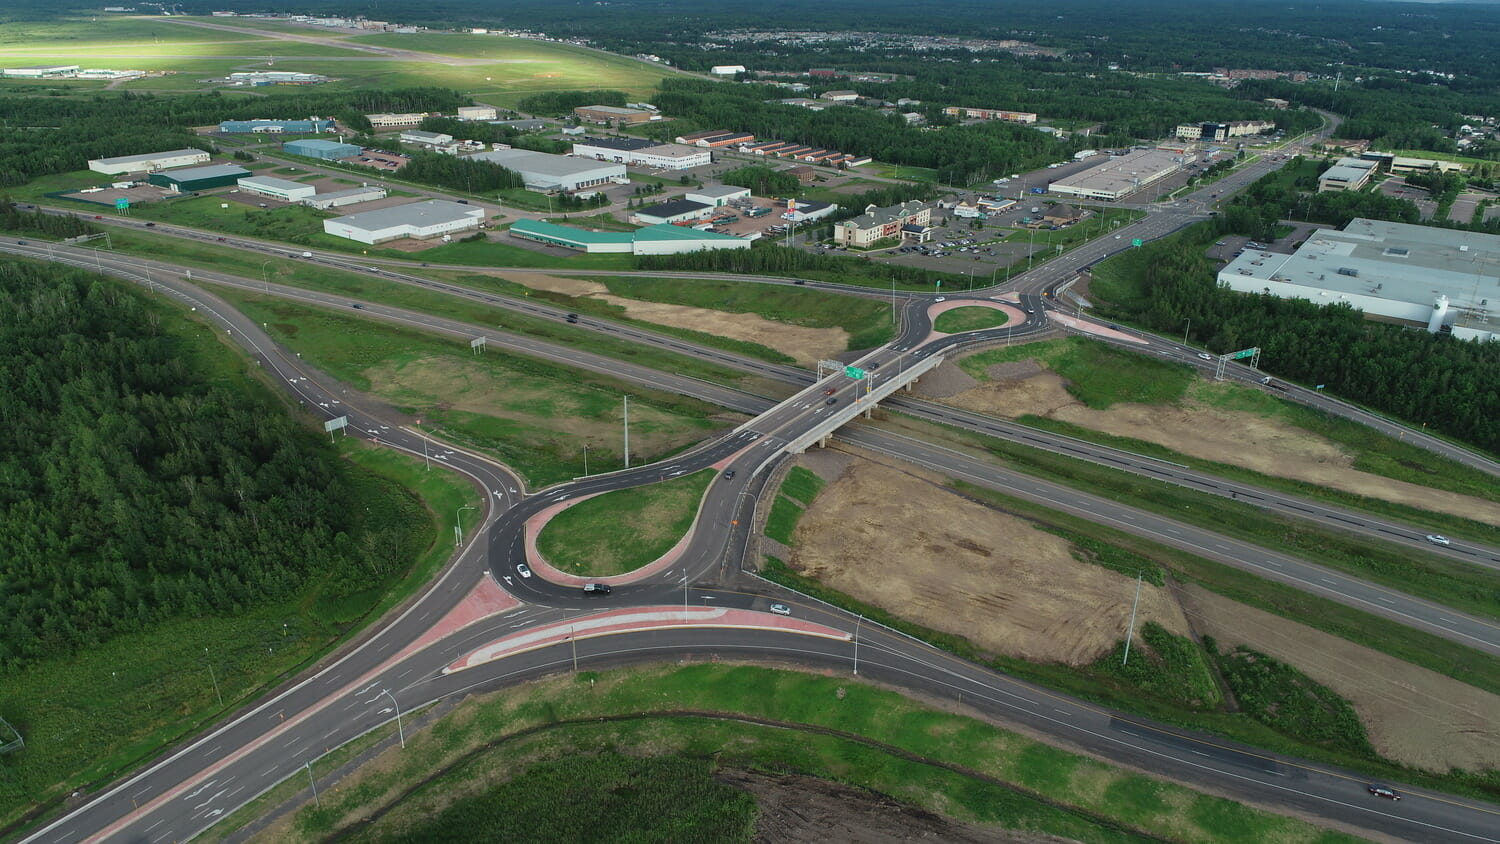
[455,504,475,547]
[380,688,405,749]
[853,613,864,675]
[260,260,272,294]
[204,647,222,707]
[582,443,591,476]
[416,419,430,470]
[1181,318,1191,346]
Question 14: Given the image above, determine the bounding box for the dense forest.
[0,261,409,670]
[0,88,469,187]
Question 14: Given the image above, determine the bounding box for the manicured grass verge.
[933,306,1010,334]
[270,665,1363,844]
[0,318,474,838]
[536,469,715,577]
[959,337,1194,409]
[765,496,807,546]
[779,466,827,506]
[209,290,730,487]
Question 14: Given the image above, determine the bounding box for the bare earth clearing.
[934,356,1500,526]
[1180,585,1500,773]
[497,272,848,365]
[788,451,1191,666]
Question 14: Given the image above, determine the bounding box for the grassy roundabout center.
[933,306,1011,334]
[535,469,716,577]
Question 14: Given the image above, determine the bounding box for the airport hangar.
[1218,218,1499,342]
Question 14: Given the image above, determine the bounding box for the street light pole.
[204,648,222,707]
[305,761,320,807]
[582,443,590,476]
[1182,318,1191,346]
[1121,572,1144,666]
[380,688,405,749]
[853,614,864,675]
[455,504,475,547]
[622,395,630,469]
[260,260,272,294]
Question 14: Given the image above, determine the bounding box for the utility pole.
[305,761,320,807]
[622,396,631,468]
[380,688,405,749]
[582,443,590,477]
[1182,318,1191,346]
[1121,572,1143,666]
[570,626,578,672]
[204,648,222,707]
[682,574,689,622]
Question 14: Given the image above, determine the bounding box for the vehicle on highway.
[516,564,532,578]
[934,296,945,302]
[1197,352,1214,361]
[582,582,612,595]
[769,603,791,616]
[302,251,313,258]
[1367,785,1401,801]
[722,469,736,480]
[350,303,364,309]
[1425,534,1451,546]
[824,387,837,395]
[825,397,837,405]
[566,313,579,323]
[868,361,880,369]
[144,222,156,227]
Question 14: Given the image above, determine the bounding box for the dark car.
[1367,785,1400,801]
[565,313,579,323]
[582,583,612,595]
[794,280,806,285]
[825,397,837,405]
[144,222,156,227]
[722,469,736,480]
[351,304,364,309]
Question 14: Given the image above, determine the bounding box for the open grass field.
[0,296,473,835]
[536,470,715,576]
[253,664,1364,844]
[209,291,731,486]
[959,337,1194,409]
[934,306,1010,333]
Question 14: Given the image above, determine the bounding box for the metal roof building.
[323,200,484,245]
[1048,149,1193,201]
[509,219,749,255]
[217,118,335,134]
[631,199,713,226]
[302,186,387,210]
[147,164,251,192]
[88,148,210,175]
[237,175,317,202]
[1217,218,1500,342]
[283,139,361,161]
[468,148,627,192]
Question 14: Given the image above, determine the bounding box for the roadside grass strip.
[443,608,851,673]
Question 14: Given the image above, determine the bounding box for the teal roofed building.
[508,220,749,255]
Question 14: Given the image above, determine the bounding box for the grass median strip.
[536,469,715,577]
[933,306,1011,334]
[270,664,1365,844]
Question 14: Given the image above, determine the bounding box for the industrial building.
[941,106,1038,124]
[1173,120,1275,141]
[573,105,659,125]
[147,164,251,192]
[227,71,326,86]
[1362,152,1467,176]
[217,118,335,134]
[1047,148,1193,201]
[237,175,317,202]
[570,137,711,170]
[468,148,627,192]
[366,113,427,129]
[1317,158,1378,193]
[509,219,749,255]
[282,138,361,160]
[835,201,933,247]
[456,106,498,121]
[1216,218,1499,342]
[400,129,454,147]
[2,64,79,78]
[674,130,755,148]
[686,185,751,207]
[710,65,746,75]
[631,198,714,226]
[491,118,546,131]
[783,199,837,223]
[820,90,859,102]
[88,148,211,175]
[301,186,387,210]
[323,200,484,245]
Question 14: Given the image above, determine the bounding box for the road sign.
[1131,238,1142,247]
[324,416,348,433]
[844,366,867,380]
[1231,348,1257,360]
[115,198,129,210]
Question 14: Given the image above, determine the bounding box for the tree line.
[0,199,98,238]
[515,89,628,117]
[0,261,411,670]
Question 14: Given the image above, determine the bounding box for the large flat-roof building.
[218,118,335,134]
[509,219,750,255]
[302,186,387,210]
[1047,148,1193,201]
[400,129,454,147]
[282,138,361,160]
[834,201,932,247]
[88,148,210,175]
[573,105,660,125]
[631,198,714,226]
[237,175,316,202]
[1217,218,1499,342]
[686,185,752,207]
[570,137,710,170]
[1317,157,1378,193]
[366,112,427,129]
[942,106,1038,124]
[456,106,498,121]
[323,200,484,245]
[468,148,627,192]
[147,164,251,192]
[2,64,79,78]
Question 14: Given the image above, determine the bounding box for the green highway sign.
[1131,238,1142,247]
[1232,348,1257,359]
[115,198,129,210]
[844,366,867,380]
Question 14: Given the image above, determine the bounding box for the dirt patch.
[490,272,847,366]
[720,768,1065,844]
[789,453,1192,666]
[945,360,1500,525]
[907,359,979,399]
[1181,584,1500,773]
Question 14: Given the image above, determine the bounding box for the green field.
[536,469,715,576]
[262,664,1364,844]
[933,306,1011,333]
[209,291,730,486]
[959,337,1195,408]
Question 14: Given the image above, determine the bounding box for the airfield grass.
[210,291,728,487]
[0,305,474,836]
[536,470,715,577]
[933,306,1011,334]
[270,664,1363,844]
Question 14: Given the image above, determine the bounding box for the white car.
[517,563,533,578]
[769,603,792,616]
[1197,352,1214,361]
[1425,534,1451,547]
[934,297,946,302]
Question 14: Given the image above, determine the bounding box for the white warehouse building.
[323,200,484,245]
[1217,218,1500,342]
[88,148,211,175]
[1047,148,1193,202]
[237,175,317,202]
[468,148,627,192]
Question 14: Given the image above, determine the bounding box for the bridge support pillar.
[863,403,875,419]
[818,434,829,449]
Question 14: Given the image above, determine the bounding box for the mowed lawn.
[536,470,716,576]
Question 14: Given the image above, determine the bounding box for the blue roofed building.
[218,118,335,134]
[282,139,361,161]
[509,219,750,255]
